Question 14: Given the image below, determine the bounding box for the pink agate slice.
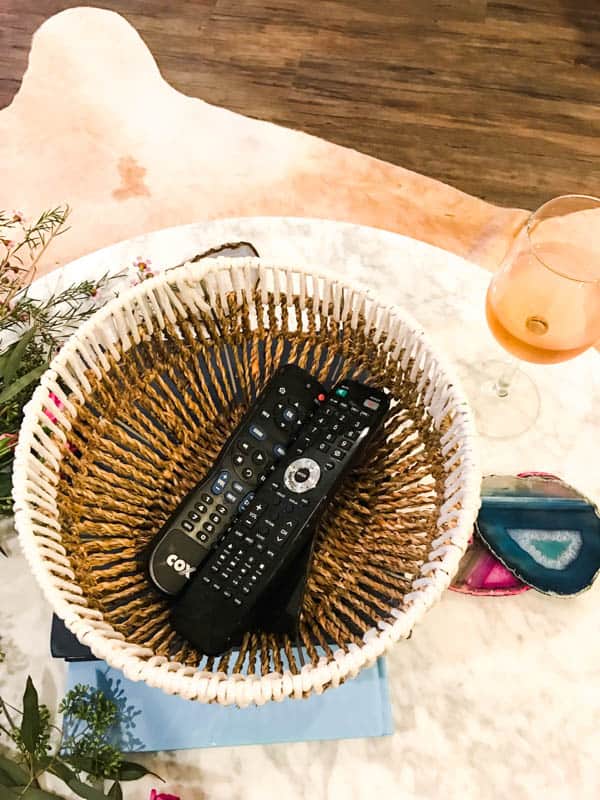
[450,535,529,595]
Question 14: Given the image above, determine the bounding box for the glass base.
[467,360,540,439]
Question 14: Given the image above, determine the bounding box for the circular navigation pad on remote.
[284,457,321,493]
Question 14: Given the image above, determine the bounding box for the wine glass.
[477,194,600,438]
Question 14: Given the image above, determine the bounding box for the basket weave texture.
[14,258,480,706]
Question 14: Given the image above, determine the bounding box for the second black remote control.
[147,364,325,596]
[171,378,390,655]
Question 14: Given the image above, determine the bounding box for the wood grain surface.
[1,1,599,208]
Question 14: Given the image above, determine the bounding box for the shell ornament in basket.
[13,258,480,706]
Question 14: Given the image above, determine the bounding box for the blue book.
[66,657,393,751]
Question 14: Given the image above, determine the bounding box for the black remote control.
[147,364,325,596]
[171,378,390,655]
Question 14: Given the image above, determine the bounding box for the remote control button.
[273,443,286,458]
[284,458,321,493]
[182,520,195,533]
[282,499,298,515]
[242,467,253,480]
[318,442,330,453]
[203,522,215,534]
[249,425,266,441]
[324,461,335,471]
[324,432,335,443]
[315,415,327,427]
[364,397,381,410]
[274,529,290,545]
[259,409,271,420]
[258,472,269,485]
[277,385,286,395]
[237,440,251,453]
[210,472,229,494]
[300,497,310,506]
[339,438,352,450]
[197,530,211,544]
[209,512,221,525]
[252,450,266,466]
[233,453,245,467]
[335,387,349,398]
[232,481,244,494]
[194,502,207,514]
[282,406,297,423]
[224,491,237,504]
[216,504,228,515]
[351,419,363,429]
[188,511,201,522]
[201,493,213,505]
[238,492,255,512]
[282,519,297,531]
[336,412,348,423]
[317,392,326,402]
[332,448,345,460]
[233,597,243,606]
[223,590,232,599]
[346,429,359,440]
[243,514,258,529]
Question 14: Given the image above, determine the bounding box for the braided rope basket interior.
[14,258,480,706]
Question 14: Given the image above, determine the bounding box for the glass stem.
[494,360,519,398]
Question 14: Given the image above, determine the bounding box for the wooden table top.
[2,0,599,209]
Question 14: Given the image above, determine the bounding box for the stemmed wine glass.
[476,194,600,438]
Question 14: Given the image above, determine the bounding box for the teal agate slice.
[476,474,600,596]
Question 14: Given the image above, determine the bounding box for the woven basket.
[13,257,480,706]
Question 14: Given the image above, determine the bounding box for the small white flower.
[133,256,152,272]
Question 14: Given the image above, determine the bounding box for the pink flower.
[44,392,63,425]
[11,210,26,224]
[149,791,180,800]
[1,238,16,250]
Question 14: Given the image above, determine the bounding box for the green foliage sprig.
[0,206,122,515]
[0,676,158,799]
